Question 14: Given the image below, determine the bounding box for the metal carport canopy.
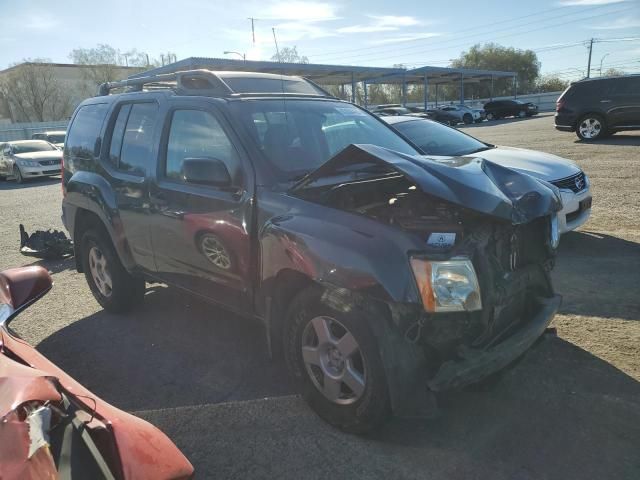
[129,57,404,85]
[366,65,516,84]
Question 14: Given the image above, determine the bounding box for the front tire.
[284,286,391,434]
[517,110,527,118]
[463,113,473,124]
[81,228,145,313]
[576,114,607,141]
[486,112,495,121]
[13,165,24,184]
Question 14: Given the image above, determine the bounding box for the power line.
[313,5,636,65]
[306,3,609,60]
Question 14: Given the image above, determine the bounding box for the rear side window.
[66,103,109,159]
[164,109,240,183]
[108,102,158,176]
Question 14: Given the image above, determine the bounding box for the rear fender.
[64,171,135,271]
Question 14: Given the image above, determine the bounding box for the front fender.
[260,212,422,306]
[64,171,136,271]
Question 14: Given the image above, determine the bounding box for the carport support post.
[490,75,494,101]
[351,72,356,103]
[423,73,428,111]
[435,84,439,107]
[363,81,368,108]
[402,72,407,106]
[460,73,464,105]
[513,75,517,99]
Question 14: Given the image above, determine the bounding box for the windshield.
[47,134,66,143]
[230,99,419,182]
[392,119,490,156]
[11,141,57,154]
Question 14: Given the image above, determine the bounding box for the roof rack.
[98,68,337,99]
[97,69,234,96]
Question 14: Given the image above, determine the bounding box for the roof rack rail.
[97,69,234,96]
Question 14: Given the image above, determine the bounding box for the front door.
[149,101,254,313]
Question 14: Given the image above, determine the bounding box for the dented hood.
[291,144,562,224]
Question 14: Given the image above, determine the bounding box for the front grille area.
[39,159,61,166]
[551,171,586,193]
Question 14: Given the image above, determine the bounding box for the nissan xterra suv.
[62,70,562,433]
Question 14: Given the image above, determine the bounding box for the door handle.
[600,99,612,103]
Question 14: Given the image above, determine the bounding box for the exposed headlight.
[550,214,560,249]
[410,257,482,313]
[18,160,39,167]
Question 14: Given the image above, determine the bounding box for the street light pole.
[223,51,246,62]
[599,53,610,76]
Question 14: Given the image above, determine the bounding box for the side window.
[118,103,158,176]
[107,104,132,167]
[164,109,240,184]
[66,103,109,160]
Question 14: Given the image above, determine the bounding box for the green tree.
[535,75,569,93]
[271,46,309,63]
[451,43,540,96]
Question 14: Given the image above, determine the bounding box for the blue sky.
[1,0,639,79]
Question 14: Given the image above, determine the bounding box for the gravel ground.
[1,113,639,479]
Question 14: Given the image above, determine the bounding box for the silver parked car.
[437,104,482,124]
[384,116,592,234]
[31,130,66,149]
[0,140,63,183]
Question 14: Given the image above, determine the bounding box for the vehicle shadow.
[574,134,640,146]
[553,230,640,321]
[25,256,75,274]
[35,284,294,412]
[0,176,60,190]
[460,113,551,129]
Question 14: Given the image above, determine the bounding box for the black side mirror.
[182,157,232,187]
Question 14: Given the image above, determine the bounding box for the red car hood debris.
[0,327,194,480]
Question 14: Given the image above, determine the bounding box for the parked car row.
[371,99,538,125]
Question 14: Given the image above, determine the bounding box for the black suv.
[484,99,538,120]
[555,75,640,141]
[62,70,561,433]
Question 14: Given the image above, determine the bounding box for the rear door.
[606,77,640,127]
[149,99,254,313]
[102,99,160,272]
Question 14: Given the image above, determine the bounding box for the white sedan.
[384,116,591,234]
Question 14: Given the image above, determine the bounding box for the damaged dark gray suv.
[62,70,562,433]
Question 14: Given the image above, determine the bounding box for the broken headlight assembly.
[410,257,482,313]
[550,213,560,249]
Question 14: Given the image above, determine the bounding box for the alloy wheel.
[301,316,366,405]
[201,235,232,270]
[579,117,602,139]
[88,246,113,297]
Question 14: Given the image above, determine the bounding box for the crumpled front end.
[290,144,562,396]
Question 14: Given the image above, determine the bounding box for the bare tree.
[69,44,125,87]
[0,59,72,122]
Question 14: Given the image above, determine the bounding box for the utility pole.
[272,27,281,62]
[586,38,594,78]
[248,17,258,44]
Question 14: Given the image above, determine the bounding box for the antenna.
[272,27,281,62]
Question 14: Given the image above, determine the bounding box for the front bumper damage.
[428,295,560,391]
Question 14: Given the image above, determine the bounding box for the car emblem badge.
[575,176,584,191]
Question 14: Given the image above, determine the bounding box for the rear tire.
[486,112,495,121]
[283,286,391,434]
[81,228,145,313]
[576,114,608,141]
